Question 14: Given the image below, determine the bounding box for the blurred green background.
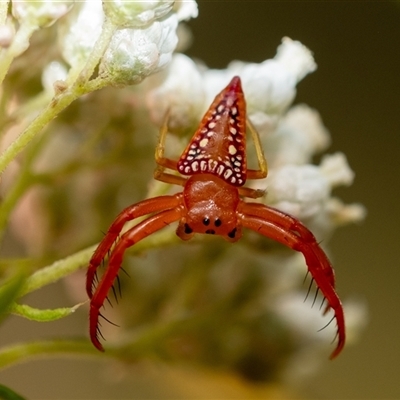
[1,2,399,399]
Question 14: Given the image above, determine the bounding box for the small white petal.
[100,14,179,85]
[224,38,316,117]
[12,0,74,27]
[59,0,104,68]
[102,0,174,28]
[145,53,205,131]
[41,61,68,94]
[275,37,317,82]
[264,104,331,167]
[320,152,355,187]
[266,164,330,220]
[326,198,367,226]
[173,0,199,21]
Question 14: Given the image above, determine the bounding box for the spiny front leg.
[239,202,345,359]
[89,207,184,351]
[86,195,183,299]
[240,203,336,288]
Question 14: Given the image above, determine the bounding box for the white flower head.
[173,0,199,21]
[319,152,355,187]
[266,164,331,220]
[226,37,316,117]
[326,198,367,227]
[265,104,331,167]
[145,53,205,131]
[275,37,317,82]
[100,13,178,85]
[59,0,104,68]
[12,0,74,28]
[102,0,174,29]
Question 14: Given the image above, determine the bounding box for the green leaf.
[0,384,26,400]
[10,302,83,322]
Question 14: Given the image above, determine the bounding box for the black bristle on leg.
[116,274,122,298]
[304,277,314,302]
[105,295,113,307]
[317,315,335,332]
[312,287,320,308]
[111,285,119,304]
[319,297,327,311]
[99,312,120,327]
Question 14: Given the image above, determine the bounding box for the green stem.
[11,303,83,322]
[20,245,97,297]
[0,339,97,370]
[0,22,37,86]
[0,19,117,175]
[20,227,178,298]
[72,19,116,86]
[0,89,78,174]
[0,314,196,370]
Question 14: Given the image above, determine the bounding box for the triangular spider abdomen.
[177,76,247,186]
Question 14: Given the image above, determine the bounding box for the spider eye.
[184,223,193,234]
[203,217,210,226]
[214,218,222,227]
[205,229,215,235]
[228,228,237,239]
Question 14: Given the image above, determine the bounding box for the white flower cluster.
[11,0,73,28]
[55,0,198,85]
[3,1,198,89]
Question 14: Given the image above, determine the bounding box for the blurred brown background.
[187,1,399,399]
[1,2,399,399]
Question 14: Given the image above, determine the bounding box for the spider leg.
[89,206,184,351]
[239,202,345,359]
[87,194,183,299]
[246,117,268,180]
[155,109,180,171]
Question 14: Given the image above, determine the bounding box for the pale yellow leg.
[154,110,179,171]
[238,186,265,199]
[154,111,186,186]
[246,118,268,180]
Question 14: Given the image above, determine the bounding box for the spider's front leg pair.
[87,76,345,358]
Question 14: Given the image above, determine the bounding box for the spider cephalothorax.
[176,174,241,241]
[87,76,345,359]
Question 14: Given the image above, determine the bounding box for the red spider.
[86,76,345,359]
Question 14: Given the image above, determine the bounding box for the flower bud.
[102,0,174,29]
[59,0,103,68]
[100,14,178,85]
[41,61,68,95]
[12,0,74,28]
